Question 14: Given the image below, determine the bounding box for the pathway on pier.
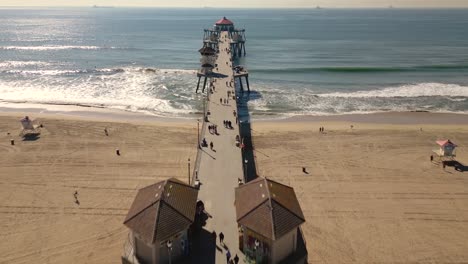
[195,31,245,263]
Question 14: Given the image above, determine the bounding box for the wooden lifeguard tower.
[434,139,457,161]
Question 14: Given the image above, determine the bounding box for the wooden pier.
[121,17,306,264]
[191,30,248,263]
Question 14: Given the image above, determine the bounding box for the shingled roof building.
[235,177,306,264]
[122,178,198,264]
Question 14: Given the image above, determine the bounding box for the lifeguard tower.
[434,139,457,161]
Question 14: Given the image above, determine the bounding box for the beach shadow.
[22,133,40,141]
[278,228,308,264]
[444,160,468,172]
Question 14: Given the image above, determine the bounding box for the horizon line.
[1,6,468,9]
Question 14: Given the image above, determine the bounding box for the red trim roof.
[436,139,457,147]
[215,17,233,25]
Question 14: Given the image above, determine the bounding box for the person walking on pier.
[226,249,231,263]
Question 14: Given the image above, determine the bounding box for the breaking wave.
[0,45,119,51]
[252,64,468,74]
[318,83,468,98]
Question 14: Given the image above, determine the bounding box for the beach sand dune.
[1,114,468,263]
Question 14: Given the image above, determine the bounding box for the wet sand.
[0,111,467,263]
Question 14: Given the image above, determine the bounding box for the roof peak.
[215,17,234,25]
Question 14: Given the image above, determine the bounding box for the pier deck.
[193,31,245,263]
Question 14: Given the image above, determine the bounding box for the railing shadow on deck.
[192,85,212,185]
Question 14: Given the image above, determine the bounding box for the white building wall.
[134,236,154,264]
[272,229,297,263]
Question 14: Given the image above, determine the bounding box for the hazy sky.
[1,0,467,8]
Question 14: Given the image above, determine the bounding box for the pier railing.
[191,80,211,185]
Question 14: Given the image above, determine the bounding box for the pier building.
[235,177,306,264]
[122,178,198,264]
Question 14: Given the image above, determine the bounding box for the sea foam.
[319,83,468,98]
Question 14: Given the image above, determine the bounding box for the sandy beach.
[1,111,468,263]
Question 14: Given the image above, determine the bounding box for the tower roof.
[235,177,305,240]
[215,17,234,25]
[436,139,457,147]
[124,178,198,244]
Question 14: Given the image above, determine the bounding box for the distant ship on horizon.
[92,5,114,8]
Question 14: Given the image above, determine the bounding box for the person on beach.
[220,98,223,104]
[430,155,434,162]
[234,254,239,264]
[219,232,224,244]
[210,141,214,150]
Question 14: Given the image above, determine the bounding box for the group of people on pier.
[209,124,218,135]
[223,120,234,129]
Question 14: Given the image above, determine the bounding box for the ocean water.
[1,8,468,118]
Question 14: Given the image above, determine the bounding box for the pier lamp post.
[188,158,191,184]
[197,119,200,148]
[166,240,173,264]
[244,159,248,179]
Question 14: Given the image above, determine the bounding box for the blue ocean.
[1,8,468,118]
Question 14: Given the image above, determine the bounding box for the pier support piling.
[196,76,201,93]
[245,76,250,92]
[202,76,208,93]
